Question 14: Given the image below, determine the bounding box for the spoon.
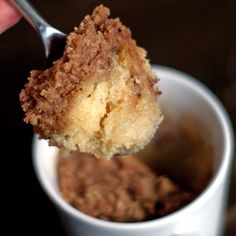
[9,0,67,66]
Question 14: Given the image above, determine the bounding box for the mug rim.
[32,64,234,231]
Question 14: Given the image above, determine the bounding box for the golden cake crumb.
[20,5,163,158]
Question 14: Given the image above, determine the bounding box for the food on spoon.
[19,5,163,158]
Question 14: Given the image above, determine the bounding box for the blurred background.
[1,0,235,235]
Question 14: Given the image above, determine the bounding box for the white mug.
[33,65,234,236]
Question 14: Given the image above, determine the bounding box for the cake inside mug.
[57,116,214,222]
[19,5,163,159]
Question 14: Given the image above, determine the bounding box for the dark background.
[1,0,236,235]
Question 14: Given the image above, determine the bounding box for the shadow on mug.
[138,113,215,194]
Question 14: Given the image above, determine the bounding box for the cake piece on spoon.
[20,5,163,159]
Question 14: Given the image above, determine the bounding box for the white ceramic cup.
[33,65,234,236]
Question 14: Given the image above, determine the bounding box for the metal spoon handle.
[8,0,66,65]
[9,0,48,34]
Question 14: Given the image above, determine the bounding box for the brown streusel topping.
[58,152,193,222]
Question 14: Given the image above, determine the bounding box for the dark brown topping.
[58,152,193,222]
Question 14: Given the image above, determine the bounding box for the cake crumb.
[58,151,193,222]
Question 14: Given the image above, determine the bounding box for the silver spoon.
[9,0,67,66]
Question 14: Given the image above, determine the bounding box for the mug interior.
[145,66,225,191]
[157,66,224,173]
